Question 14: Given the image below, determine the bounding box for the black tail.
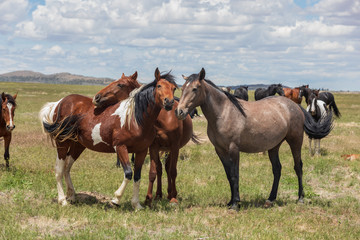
[329,101,341,118]
[300,106,333,139]
[43,114,82,142]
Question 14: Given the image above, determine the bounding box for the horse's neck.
[200,83,228,122]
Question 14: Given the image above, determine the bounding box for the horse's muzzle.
[164,98,174,111]
[6,125,15,131]
[175,108,187,120]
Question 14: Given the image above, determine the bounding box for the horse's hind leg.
[55,143,70,206]
[64,142,85,203]
[266,144,282,207]
[168,147,180,203]
[145,145,161,206]
[288,138,305,203]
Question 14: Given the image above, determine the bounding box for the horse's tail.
[299,105,334,139]
[39,100,81,143]
[329,100,341,118]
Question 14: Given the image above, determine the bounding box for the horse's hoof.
[169,198,178,204]
[132,202,144,211]
[58,199,68,206]
[228,203,240,212]
[264,200,274,208]
[144,198,152,207]
[111,198,120,206]
[297,198,304,204]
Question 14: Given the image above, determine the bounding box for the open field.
[0,82,359,239]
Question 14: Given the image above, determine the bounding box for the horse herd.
[1,68,339,211]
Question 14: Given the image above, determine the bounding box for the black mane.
[134,71,177,126]
[3,93,17,107]
[186,73,246,117]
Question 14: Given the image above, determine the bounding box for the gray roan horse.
[175,68,333,210]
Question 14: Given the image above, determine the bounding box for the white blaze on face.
[91,123,109,146]
[311,98,316,113]
[6,103,14,127]
[112,99,131,127]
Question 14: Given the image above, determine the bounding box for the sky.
[0,0,359,91]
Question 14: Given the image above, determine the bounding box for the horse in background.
[318,92,341,118]
[94,73,199,205]
[175,68,333,210]
[234,86,248,101]
[39,69,176,209]
[306,91,332,156]
[254,84,284,101]
[220,87,231,93]
[0,93,17,169]
[283,85,308,104]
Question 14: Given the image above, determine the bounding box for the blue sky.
[1,0,359,90]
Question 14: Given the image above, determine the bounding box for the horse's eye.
[157,85,161,89]
[192,88,197,92]
[117,84,124,88]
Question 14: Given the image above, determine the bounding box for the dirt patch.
[75,191,114,206]
[22,216,88,238]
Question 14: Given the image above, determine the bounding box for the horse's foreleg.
[113,145,132,206]
[145,145,160,206]
[308,138,313,156]
[266,145,282,207]
[315,139,321,155]
[3,134,11,169]
[132,150,147,210]
[55,146,68,206]
[168,148,180,203]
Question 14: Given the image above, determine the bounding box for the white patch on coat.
[6,103,14,127]
[91,123,109,146]
[112,99,131,127]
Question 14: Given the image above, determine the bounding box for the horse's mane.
[2,94,17,107]
[131,71,177,126]
[186,74,246,117]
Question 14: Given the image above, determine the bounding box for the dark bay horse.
[175,68,333,210]
[254,84,284,101]
[306,91,332,155]
[283,85,308,104]
[234,86,248,101]
[39,69,176,209]
[0,93,17,168]
[93,75,198,205]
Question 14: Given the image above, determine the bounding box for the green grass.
[0,82,359,239]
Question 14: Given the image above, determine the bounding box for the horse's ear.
[182,74,188,81]
[154,68,161,82]
[13,93,17,100]
[1,92,5,101]
[245,86,248,90]
[131,71,138,80]
[199,68,205,81]
[121,73,125,78]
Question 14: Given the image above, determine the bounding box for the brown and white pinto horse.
[0,93,17,168]
[94,74,198,205]
[39,69,176,209]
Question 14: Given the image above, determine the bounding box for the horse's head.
[275,84,285,96]
[307,92,319,116]
[93,72,140,108]
[175,68,206,120]
[1,92,17,131]
[154,68,177,111]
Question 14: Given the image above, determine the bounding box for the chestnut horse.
[0,93,17,168]
[175,68,333,210]
[283,85,308,104]
[39,68,176,209]
[93,75,198,205]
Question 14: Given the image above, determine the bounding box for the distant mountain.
[0,71,114,85]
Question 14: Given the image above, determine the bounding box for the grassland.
[0,82,359,239]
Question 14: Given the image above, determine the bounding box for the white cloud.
[32,44,43,50]
[0,0,29,32]
[47,45,65,56]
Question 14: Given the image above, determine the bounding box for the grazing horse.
[93,76,198,205]
[306,92,332,156]
[318,92,341,118]
[254,84,284,101]
[234,86,248,101]
[39,68,176,209]
[175,68,333,210]
[283,85,308,104]
[0,93,17,168]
